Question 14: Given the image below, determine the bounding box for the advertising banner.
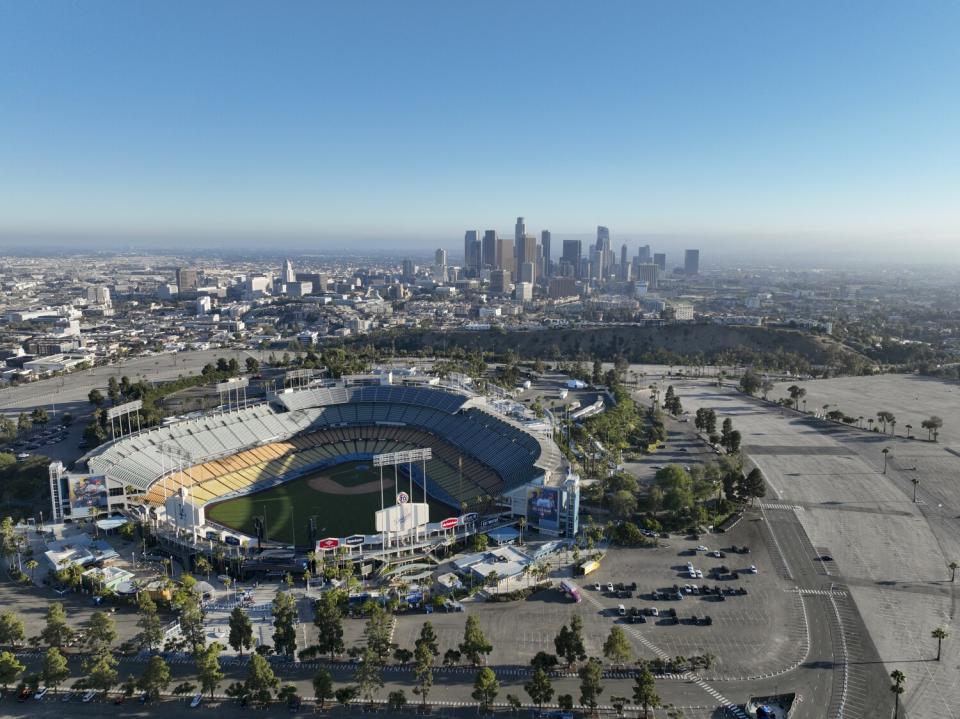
[527,486,561,531]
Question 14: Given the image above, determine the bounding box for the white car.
[696,545,709,552]
[594,582,601,591]
[82,690,97,703]
[695,569,703,578]
[35,687,49,701]
[606,582,614,593]
[687,569,697,579]
[747,565,758,574]
[190,693,203,708]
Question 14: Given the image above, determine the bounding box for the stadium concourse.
[49,379,579,570]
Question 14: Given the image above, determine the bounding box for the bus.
[559,579,582,603]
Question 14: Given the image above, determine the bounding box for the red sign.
[440,517,459,529]
[317,538,340,550]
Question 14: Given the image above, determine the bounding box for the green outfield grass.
[205,461,454,544]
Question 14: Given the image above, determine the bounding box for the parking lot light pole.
[882,447,890,474]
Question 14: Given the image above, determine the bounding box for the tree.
[136,593,163,650]
[632,666,661,719]
[245,653,279,705]
[554,618,587,669]
[739,370,761,396]
[86,651,119,697]
[40,603,73,649]
[524,667,554,710]
[335,686,359,708]
[743,467,767,504]
[271,591,298,657]
[578,657,605,715]
[88,389,105,407]
[356,647,383,704]
[932,627,949,662]
[196,642,224,699]
[877,411,895,434]
[86,611,117,653]
[17,412,31,434]
[415,620,440,658]
[950,561,959,583]
[472,667,500,714]
[312,667,334,710]
[388,689,408,712]
[413,631,435,708]
[245,357,260,374]
[727,430,742,453]
[602,626,631,666]
[41,647,70,694]
[179,595,206,653]
[25,559,38,584]
[0,518,19,567]
[530,651,559,672]
[609,490,637,520]
[922,416,943,441]
[138,655,171,701]
[195,556,212,582]
[558,694,574,711]
[364,605,394,665]
[0,611,25,647]
[0,650,25,691]
[890,669,905,719]
[313,591,345,659]
[459,615,493,666]
[228,605,254,656]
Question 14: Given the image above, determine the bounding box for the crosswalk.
[760,502,805,512]
[694,679,749,718]
[790,588,847,597]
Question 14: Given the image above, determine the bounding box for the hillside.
[338,324,868,373]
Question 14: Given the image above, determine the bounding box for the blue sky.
[1,1,958,257]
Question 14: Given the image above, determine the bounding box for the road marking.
[789,588,847,597]
[759,502,805,512]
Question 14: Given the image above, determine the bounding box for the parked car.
[190,693,203,708]
[34,687,49,701]
[82,690,97,703]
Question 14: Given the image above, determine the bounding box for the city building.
[176,268,199,293]
[482,230,497,268]
[561,240,582,277]
[654,253,666,271]
[548,277,578,299]
[540,230,551,276]
[489,269,510,294]
[684,249,700,276]
[281,259,296,284]
[495,238,515,276]
[463,231,481,272]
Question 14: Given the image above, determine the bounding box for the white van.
[617,604,626,616]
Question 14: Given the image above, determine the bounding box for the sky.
[0,1,958,260]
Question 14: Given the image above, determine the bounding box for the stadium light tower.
[372,448,433,510]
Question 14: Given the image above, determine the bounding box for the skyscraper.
[684,249,700,276]
[464,230,481,271]
[561,240,582,277]
[495,238,515,275]
[176,268,198,293]
[653,253,666,271]
[515,216,525,244]
[281,259,296,284]
[401,259,415,278]
[517,234,537,268]
[596,225,610,250]
[638,244,651,263]
[636,262,659,290]
[620,244,628,275]
[482,230,497,268]
[540,230,551,276]
[435,248,447,267]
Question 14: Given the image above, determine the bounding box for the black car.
[699,615,713,626]
[819,555,834,562]
[630,614,646,624]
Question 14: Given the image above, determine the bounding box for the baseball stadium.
[53,378,578,563]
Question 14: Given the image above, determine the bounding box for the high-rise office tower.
[517,234,537,269]
[590,249,604,280]
[482,230,497,268]
[519,261,535,283]
[638,244,651,263]
[495,238,515,275]
[515,216,526,244]
[490,269,510,294]
[540,230,551,276]
[684,249,700,276]
[561,240,582,277]
[464,230,481,271]
[281,259,296,284]
[402,259,415,278]
[620,244,628,273]
[435,248,447,267]
[654,253,666,271]
[596,225,610,250]
[636,262,659,290]
[176,268,198,293]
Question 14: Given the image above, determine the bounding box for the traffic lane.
[14,653,737,715]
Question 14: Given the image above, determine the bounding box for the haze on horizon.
[1,1,958,262]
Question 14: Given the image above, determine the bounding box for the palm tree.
[905,424,913,439]
[25,559,38,584]
[518,517,526,545]
[932,627,948,661]
[890,418,897,436]
[858,416,864,429]
[890,670,905,719]
[949,561,958,583]
[882,447,890,474]
[868,418,875,431]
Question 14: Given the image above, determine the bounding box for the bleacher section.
[143,425,494,508]
[89,383,556,510]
